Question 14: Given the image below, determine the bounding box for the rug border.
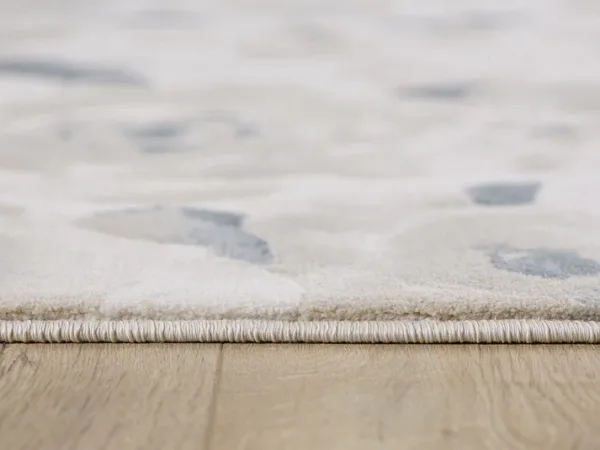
[1,319,600,343]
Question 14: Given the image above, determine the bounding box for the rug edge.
[1,319,600,343]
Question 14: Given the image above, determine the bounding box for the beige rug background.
[1,0,600,342]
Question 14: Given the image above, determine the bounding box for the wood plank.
[0,343,221,450]
[210,344,600,450]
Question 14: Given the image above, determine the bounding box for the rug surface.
[1,0,600,342]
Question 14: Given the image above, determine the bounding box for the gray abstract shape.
[0,58,147,86]
[188,226,272,265]
[123,112,257,154]
[232,123,258,138]
[79,206,273,264]
[488,245,600,279]
[201,110,259,138]
[398,82,475,101]
[181,207,244,228]
[467,182,541,206]
[128,122,187,140]
[182,207,273,264]
[124,121,188,153]
[531,123,577,139]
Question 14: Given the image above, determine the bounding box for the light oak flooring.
[0,344,599,450]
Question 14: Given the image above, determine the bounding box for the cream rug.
[1,1,600,343]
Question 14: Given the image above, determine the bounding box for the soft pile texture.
[1,0,600,342]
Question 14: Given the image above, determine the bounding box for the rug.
[1,1,600,343]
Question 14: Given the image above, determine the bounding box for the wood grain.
[211,344,600,450]
[1,344,600,450]
[0,343,221,450]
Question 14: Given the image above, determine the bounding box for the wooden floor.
[1,344,599,450]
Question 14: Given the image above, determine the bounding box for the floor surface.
[0,344,599,449]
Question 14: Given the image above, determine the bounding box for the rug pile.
[1,1,600,342]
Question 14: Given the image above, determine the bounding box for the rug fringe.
[1,319,600,343]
